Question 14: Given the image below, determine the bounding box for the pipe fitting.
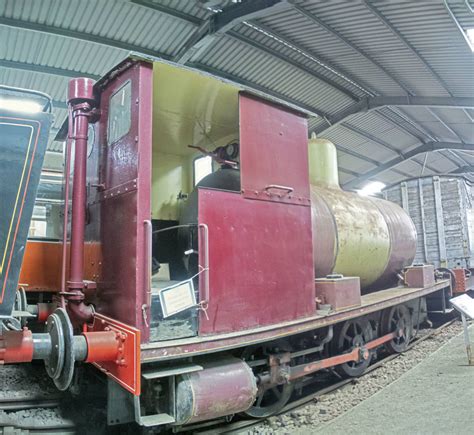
[67,301,95,327]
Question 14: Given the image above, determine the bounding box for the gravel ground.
[251,320,466,434]
[0,363,57,399]
[0,408,72,428]
[0,364,105,431]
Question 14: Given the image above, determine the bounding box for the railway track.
[0,398,61,411]
[192,317,459,434]
[0,376,76,434]
[0,318,460,434]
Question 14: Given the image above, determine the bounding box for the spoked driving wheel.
[246,383,294,418]
[333,317,373,377]
[382,304,412,353]
[241,344,294,418]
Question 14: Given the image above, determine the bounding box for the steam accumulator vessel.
[309,133,417,289]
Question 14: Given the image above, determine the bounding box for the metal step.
[139,413,175,427]
[142,363,203,380]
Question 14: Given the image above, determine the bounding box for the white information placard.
[450,294,474,319]
[159,279,196,318]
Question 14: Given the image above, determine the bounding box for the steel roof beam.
[443,0,474,52]
[289,2,415,96]
[370,96,474,109]
[362,1,454,97]
[381,107,463,169]
[0,59,95,109]
[51,100,68,110]
[343,142,474,188]
[440,149,464,168]
[174,0,290,63]
[380,108,465,170]
[243,21,367,99]
[426,107,465,143]
[340,123,403,156]
[451,165,474,174]
[447,148,470,167]
[172,0,367,106]
[227,31,358,102]
[328,141,409,179]
[339,167,360,177]
[387,107,465,169]
[0,59,100,80]
[315,96,474,134]
[339,122,439,175]
[0,17,170,59]
[129,0,202,25]
[212,0,289,32]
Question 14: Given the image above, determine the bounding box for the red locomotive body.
[1,57,453,428]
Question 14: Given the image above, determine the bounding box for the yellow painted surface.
[320,187,391,287]
[150,62,241,219]
[309,135,391,287]
[151,151,190,220]
[308,133,339,188]
[152,62,240,156]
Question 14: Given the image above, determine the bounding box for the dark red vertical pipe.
[68,110,88,291]
[65,78,96,325]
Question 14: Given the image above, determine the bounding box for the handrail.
[264,184,294,194]
[198,223,210,307]
[152,223,198,234]
[144,219,153,310]
[147,221,210,315]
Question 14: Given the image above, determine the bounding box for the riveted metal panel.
[90,61,153,342]
[239,93,310,205]
[197,188,315,335]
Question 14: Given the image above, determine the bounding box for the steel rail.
[0,397,61,411]
[0,396,76,433]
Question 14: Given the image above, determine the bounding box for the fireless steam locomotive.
[0,56,457,429]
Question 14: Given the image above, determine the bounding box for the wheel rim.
[334,318,373,377]
[241,344,294,418]
[384,305,412,353]
[245,383,294,418]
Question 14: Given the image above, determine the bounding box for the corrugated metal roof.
[297,0,452,96]
[0,0,471,185]
[0,25,127,75]
[0,0,196,57]
[198,34,354,115]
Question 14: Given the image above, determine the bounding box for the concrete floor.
[317,326,474,435]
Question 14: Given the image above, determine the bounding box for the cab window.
[193,155,212,186]
[108,81,131,145]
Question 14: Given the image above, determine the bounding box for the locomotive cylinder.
[309,134,417,289]
[174,356,257,425]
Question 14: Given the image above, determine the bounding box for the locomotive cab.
[149,63,242,340]
[83,56,315,350]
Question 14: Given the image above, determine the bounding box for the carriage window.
[194,156,212,186]
[108,81,131,145]
[28,171,63,240]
